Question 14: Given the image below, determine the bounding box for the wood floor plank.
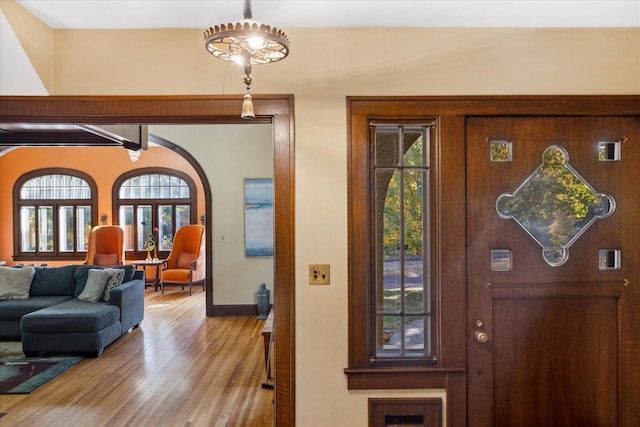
[0,290,274,427]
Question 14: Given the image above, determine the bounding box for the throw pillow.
[177,252,195,269]
[73,264,100,297]
[74,264,136,297]
[0,266,35,300]
[77,269,111,303]
[111,264,135,282]
[94,253,119,266]
[101,268,126,301]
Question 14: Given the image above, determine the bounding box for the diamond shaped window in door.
[496,145,615,266]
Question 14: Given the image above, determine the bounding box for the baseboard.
[210,304,260,317]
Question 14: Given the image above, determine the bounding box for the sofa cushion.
[0,296,73,320]
[30,265,76,297]
[77,269,111,302]
[21,299,120,333]
[0,320,24,339]
[0,266,35,300]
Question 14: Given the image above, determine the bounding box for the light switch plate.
[309,264,330,285]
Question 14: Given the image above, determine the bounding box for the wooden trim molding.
[345,368,465,389]
[0,94,296,427]
[211,304,264,317]
[346,95,640,427]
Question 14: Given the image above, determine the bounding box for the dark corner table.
[130,259,165,291]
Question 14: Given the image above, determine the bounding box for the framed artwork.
[244,178,274,256]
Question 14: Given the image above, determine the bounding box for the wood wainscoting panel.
[492,293,619,426]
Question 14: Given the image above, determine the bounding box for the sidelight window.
[372,124,435,365]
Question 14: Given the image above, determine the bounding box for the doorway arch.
[0,95,296,426]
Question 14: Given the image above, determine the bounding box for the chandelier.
[203,0,290,119]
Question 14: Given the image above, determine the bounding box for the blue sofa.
[0,264,144,357]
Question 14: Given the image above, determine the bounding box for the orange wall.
[0,145,204,265]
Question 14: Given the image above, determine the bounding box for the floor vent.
[368,398,442,427]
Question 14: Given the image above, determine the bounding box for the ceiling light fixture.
[128,149,141,162]
[203,0,290,119]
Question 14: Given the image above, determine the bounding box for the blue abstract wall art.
[244,178,274,257]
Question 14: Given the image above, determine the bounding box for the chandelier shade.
[204,20,290,66]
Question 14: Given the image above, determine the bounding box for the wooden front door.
[466,116,640,425]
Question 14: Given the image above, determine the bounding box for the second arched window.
[114,168,196,259]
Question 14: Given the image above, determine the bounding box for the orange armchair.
[84,225,125,266]
[161,225,205,295]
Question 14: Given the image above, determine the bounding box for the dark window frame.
[369,122,438,368]
[13,168,98,261]
[345,99,467,392]
[113,167,197,259]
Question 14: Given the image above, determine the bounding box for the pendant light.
[203,0,290,119]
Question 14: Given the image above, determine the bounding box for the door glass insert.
[599,249,621,270]
[489,139,513,162]
[598,140,622,161]
[496,145,615,266]
[491,249,512,271]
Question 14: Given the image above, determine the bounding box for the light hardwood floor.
[0,289,274,427]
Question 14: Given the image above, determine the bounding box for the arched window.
[114,168,196,258]
[14,168,97,261]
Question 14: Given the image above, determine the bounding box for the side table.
[130,259,165,291]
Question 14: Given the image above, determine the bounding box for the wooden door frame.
[0,95,296,426]
[347,95,639,427]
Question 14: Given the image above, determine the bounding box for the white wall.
[150,124,274,305]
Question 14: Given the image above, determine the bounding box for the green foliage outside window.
[383,136,424,257]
